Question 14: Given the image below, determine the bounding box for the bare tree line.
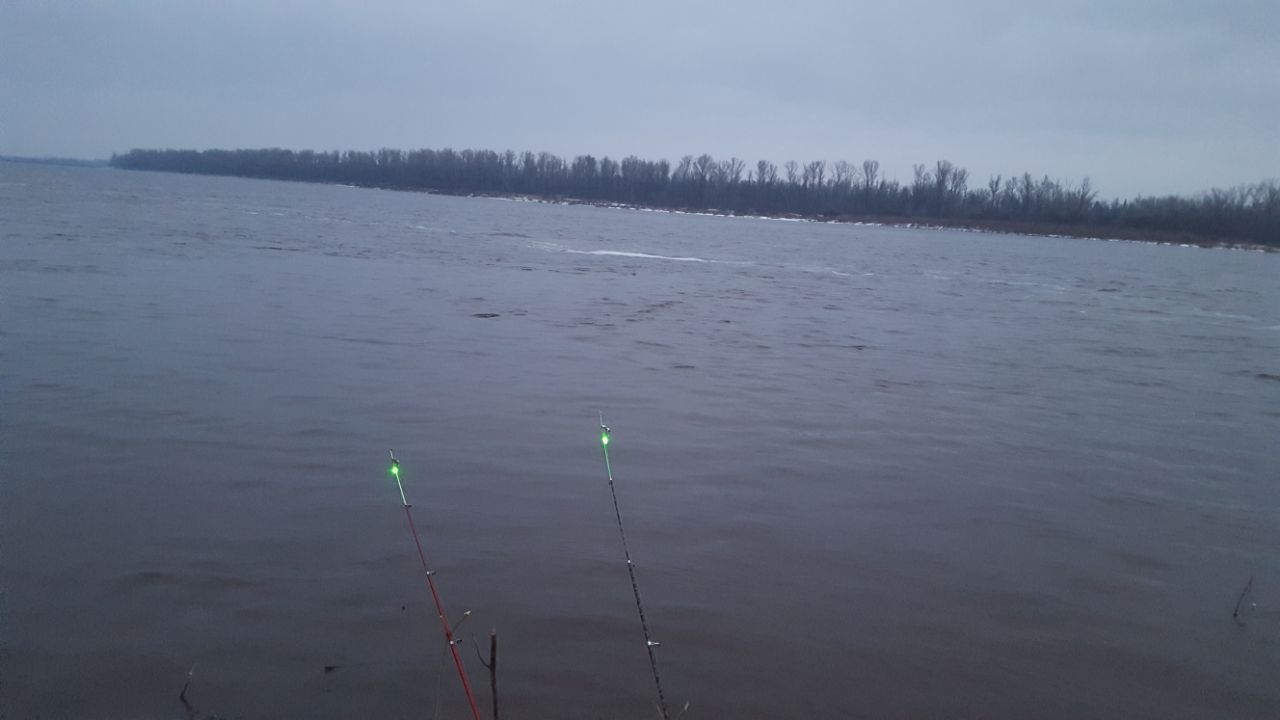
[110,148,1279,246]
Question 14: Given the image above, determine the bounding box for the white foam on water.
[531,239,752,266]
[567,249,711,262]
[1193,309,1257,321]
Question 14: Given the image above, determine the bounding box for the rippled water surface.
[3,162,1279,719]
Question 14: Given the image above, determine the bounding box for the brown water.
[3,161,1279,719]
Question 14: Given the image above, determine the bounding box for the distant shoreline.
[8,154,1267,252]
[0,154,108,168]
[358,185,1280,253]
[105,147,1280,250]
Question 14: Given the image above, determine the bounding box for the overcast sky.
[2,1,1276,198]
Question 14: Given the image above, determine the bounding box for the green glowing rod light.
[601,433,610,446]
[390,464,400,476]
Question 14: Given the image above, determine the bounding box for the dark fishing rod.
[388,450,483,720]
[598,416,671,720]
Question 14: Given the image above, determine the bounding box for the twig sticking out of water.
[474,629,499,720]
[178,664,196,720]
[1233,576,1255,626]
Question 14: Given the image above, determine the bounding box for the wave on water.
[529,239,724,263]
[538,241,860,274]
[566,249,712,262]
[525,239,872,278]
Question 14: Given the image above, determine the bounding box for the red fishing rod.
[388,450,483,720]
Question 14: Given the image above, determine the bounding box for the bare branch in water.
[178,664,197,720]
[1233,576,1255,626]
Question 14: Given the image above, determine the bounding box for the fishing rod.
[388,450,483,720]
[598,417,671,720]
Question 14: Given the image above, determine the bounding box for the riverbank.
[464,191,1279,253]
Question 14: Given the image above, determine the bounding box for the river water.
[3,161,1279,719]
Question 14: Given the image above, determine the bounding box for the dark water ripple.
[2,162,1279,719]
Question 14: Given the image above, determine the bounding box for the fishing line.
[598,417,671,720]
[388,450,483,720]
